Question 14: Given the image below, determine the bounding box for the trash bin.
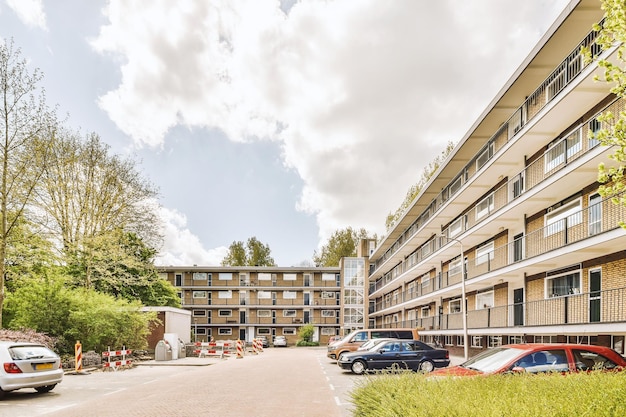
[178,339,186,358]
[155,340,172,361]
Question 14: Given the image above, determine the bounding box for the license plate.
[35,363,53,370]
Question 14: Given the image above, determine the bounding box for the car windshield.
[460,347,525,373]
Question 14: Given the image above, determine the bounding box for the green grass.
[349,371,626,416]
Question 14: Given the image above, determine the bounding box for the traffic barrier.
[102,346,132,371]
[236,340,244,359]
[75,340,83,372]
[194,342,225,358]
[222,341,236,356]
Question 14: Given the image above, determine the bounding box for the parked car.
[337,338,399,362]
[328,327,420,360]
[0,341,63,398]
[273,336,287,347]
[338,339,449,375]
[257,336,269,348]
[430,343,626,377]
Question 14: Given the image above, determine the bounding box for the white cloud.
[6,0,46,30]
[91,0,570,246]
[155,207,228,266]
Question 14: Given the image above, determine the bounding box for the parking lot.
[0,347,360,417]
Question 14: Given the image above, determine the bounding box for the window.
[545,130,582,172]
[321,327,336,335]
[449,258,462,276]
[283,328,296,335]
[258,273,271,281]
[589,118,601,148]
[257,310,271,317]
[218,328,232,335]
[175,273,182,286]
[321,291,335,299]
[283,310,296,317]
[218,290,232,299]
[322,273,335,281]
[471,336,483,348]
[193,291,207,299]
[449,217,464,238]
[218,310,232,317]
[476,194,494,220]
[219,273,232,281]
[421,306,430,317]
[257,328,271,335]
[193,272,207,280]
[283,273,297,281]
[449,175,463,196]
[545,199,582,237]
[196,328,206,335]
[193,310,206,317]
[444,335,454,346]
[546,271,581,297]
[258,291,271,299]
[283,291,297,299]
[475,242,494,266]
[488,336,502,348]
[449,299,461,313]
[322,310,335,317]
[476,142,494,170]
[589,194,602,236]
[457,335,465,347]
[476,290,494,309]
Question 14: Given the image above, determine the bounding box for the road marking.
[329,383,335,390]
[142,379,159,385]
[104,388,126,396]
[334,396,342,406]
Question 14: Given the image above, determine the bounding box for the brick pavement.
[47,346,342,417]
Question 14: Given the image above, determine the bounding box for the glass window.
[546,271,581,297]
[449,257,462,276]
[321,327,336,335]
[475,242,494,265]
[283,310,296,317]
[283,273,297,281]
[219,273,232,281]
[322,273,335,281]
[257,328,271,335]
[573,349,620,371]
[283,291,297,299]
[258,291,271,299]
[192,291,207,299]
[322,310,335,317]
[321,291,335,299]
[258,273,272,281]
[193,310,206,317]
[193,272,207,280]
[476,290,494,309]
[218,290,232,299]
[218,328,232,335]
[257,310,271,317]
[283,328,296,335]
[476,194,494,220]
[218,310,232,317]
[449,299,461,313]
[545,199,582,236]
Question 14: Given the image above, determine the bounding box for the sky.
[0,0,572,267]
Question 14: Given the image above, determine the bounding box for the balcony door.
[589,269,601,323]
[513,288,524,326]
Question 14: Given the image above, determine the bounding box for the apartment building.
[159,266,342,345]
[367,0,626,359]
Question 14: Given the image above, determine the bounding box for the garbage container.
[155,340,172,361]
[178,339,186,358]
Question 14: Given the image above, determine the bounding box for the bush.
[350,371,626,417]
[295,340,319,347]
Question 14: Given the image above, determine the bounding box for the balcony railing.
[372,190,626,309]
[390,286,626,331]
[373,20,604,274]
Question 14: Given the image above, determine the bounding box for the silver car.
[0,341,63,398]
[273,336,287,347]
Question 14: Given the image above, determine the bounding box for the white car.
[0,341,63,398]
[273,336,287,347]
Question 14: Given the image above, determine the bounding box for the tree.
[584,0,626,226]
[64,229,179,307]
[385,141,454,231]
[313,227,374,267]
[0,39,58,326]
[297,323,316,346]
[221,237,276,266]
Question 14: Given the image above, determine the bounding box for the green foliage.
[221,236,276,266]
[583,1,626,227]
[313,227,375,267]
[350,371,626,417]
[4,274,156,354]
[297,323,315,342]
[386,141,454,231]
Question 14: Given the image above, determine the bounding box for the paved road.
[0,347,464,417]
[2,347,351,417]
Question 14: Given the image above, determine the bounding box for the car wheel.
[35,385,56,393]
[419,360,435,372]
[351,360,367,375]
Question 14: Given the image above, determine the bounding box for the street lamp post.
[440,235,469,361]
[194,319,198,343]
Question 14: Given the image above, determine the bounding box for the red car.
[430,343,626,376]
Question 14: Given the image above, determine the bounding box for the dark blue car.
[337,339,449,374]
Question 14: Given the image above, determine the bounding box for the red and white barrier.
[103,346,132,371]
